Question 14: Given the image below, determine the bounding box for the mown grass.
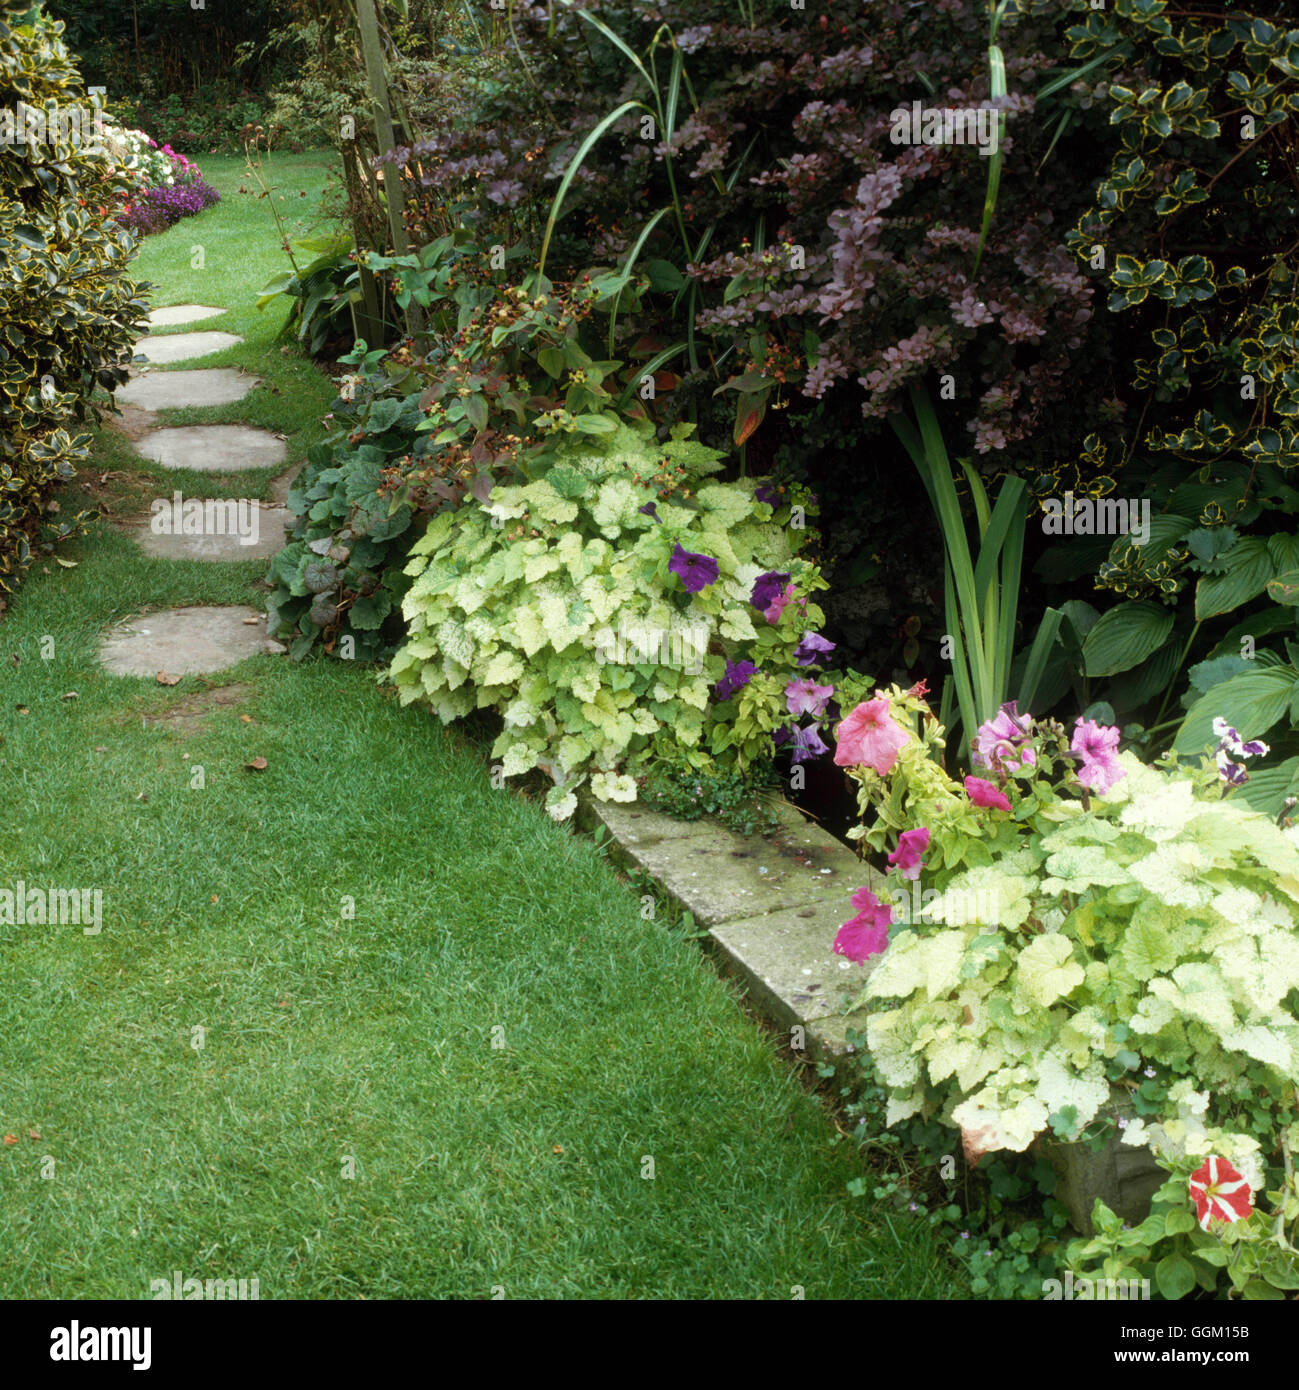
[0,150,959,1299]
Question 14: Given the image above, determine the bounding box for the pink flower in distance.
[964,776,1011,812]
[887,827,930,881]
[1071,717,1125,795]
[833,696,910,774]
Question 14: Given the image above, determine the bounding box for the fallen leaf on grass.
[93,745,108,752]
[2,1135,16,1146]
[16,706,29,714]
[245,757,268,772]
[54,557,78,569]
[60,691,78,700]
[28,1129,40,1141]
[135,792,148,802]
[239,714,254,724]
[155,671,181,686]
[552,1145,564,1155]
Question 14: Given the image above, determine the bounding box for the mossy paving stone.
[99,606,286,677]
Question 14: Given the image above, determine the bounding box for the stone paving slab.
[121,503,293,561]
[136,331,243,365]
[617,817,854,925]
[117,369,259,410]
[709,901,866,1027]
[575,794,709,846]
[99,606,286,677]
[133,425,287,473]
[146,305,226,327]
[269,466,302,507]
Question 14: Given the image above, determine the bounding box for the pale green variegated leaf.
[865,1000,925,1088]
[1042,842,1132,892]
[1128,843,1213,908]
[1014,934,1084,1008]
[1221,1024,1292,1070]
[1147,962,1237,1035]
[865,929,966,1002]
[1033,1052,1110,1135]
[952,1086,1050,1155]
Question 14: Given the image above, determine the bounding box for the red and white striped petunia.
[1188,1156,1253,1231]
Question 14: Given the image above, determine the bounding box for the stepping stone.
[133,425,287,473]
[135,331,243,365]
[146,304,226,328]
[123,502,293,562]
[99,606,285,677]
[117,369,259,410]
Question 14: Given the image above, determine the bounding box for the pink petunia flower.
[1071,717,1125,795]
[764,581,797,624]
[785,678,834,718]
[964,776,1012,812]
[887,827,930,881]
[1188,1156,1253,1231]
[972,700,1036,774]
[833,888,894,963]
[833,696,910,774]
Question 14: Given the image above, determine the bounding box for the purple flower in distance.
[669,543,719,594]
[755,485,778,506]
[713,659,758,701]
[794,631,836,666]
[638,502,660,522]
[973,700,1036,774]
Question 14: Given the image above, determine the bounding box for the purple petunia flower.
[789,723,829,763]
[771,724,793,748]
[713,658,758,701]
[638,502,660,522]
[794,631,836,666]
[668,543,719,593]
[754,485,778,506]
[750,570,791,613]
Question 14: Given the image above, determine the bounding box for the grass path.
[0,153,954,1298]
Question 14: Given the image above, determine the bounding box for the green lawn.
[0,152,957,1299]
